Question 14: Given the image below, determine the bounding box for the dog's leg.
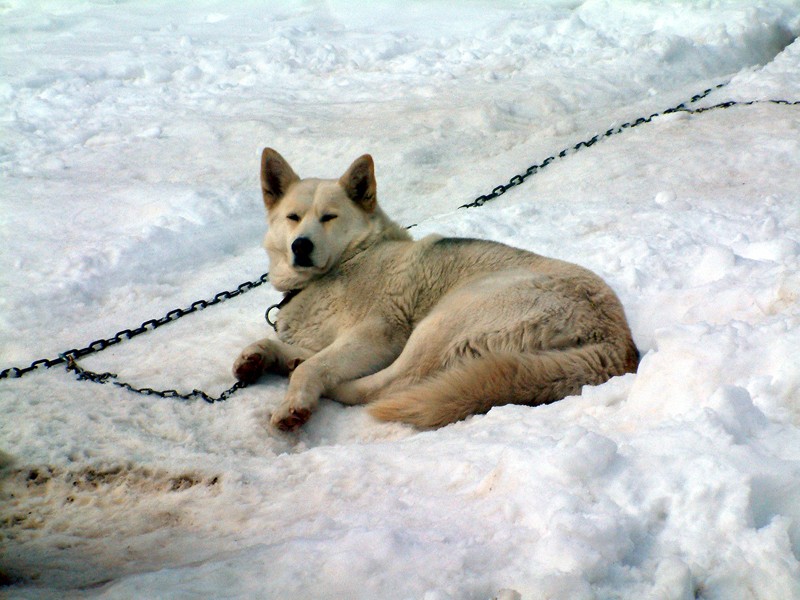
[270,319,403,431]
[329,316,454,405]
[329,366,401,406]
[233,338,314,384]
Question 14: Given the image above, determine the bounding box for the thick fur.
[234,149,639,430]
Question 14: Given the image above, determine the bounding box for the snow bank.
[2,1,799,599]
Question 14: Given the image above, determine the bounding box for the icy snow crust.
[2,1,800,598]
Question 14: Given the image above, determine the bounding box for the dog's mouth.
[291,254,336,275]
[293,256,315,268]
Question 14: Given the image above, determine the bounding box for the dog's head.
[259,148,380,291]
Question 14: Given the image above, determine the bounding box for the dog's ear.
[261,148,299,209]
[339,154,377,212]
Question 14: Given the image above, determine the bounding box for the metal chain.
[460,87,800,209]
[1,273,270,401]
[3,83,798,402]
[62,353,248,403]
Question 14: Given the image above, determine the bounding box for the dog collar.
[265,289,301,331]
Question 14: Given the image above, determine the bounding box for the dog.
[233,149,639,431]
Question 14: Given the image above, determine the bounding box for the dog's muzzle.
[291,237,314,267]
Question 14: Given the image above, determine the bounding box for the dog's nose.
[291,237,314,266]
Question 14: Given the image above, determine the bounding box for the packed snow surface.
[2,1,800,598]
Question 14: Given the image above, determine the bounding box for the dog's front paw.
[233,350,267,384]
[270,406,312,431]
[234,339,288,383]
[271,386,318,431]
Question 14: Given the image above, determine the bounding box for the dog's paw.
[232,352,266,384]
[271,407,312,431]
[234,339,288,383]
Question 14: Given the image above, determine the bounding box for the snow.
[1,1,800,598]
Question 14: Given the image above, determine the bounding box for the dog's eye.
[287,213,301,222]
[320,214,338,223]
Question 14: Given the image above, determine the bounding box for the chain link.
[62,353,248,403]
[3,84,798,402]
[1,273,270,401]
[460,84,727,208]
[459,87,800,209]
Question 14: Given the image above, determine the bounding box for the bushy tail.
[367,342,638,428]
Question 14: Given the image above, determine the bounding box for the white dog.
[234,149,639,430]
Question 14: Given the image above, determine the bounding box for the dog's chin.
[270,261,329,292]
[294,252,338,275]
